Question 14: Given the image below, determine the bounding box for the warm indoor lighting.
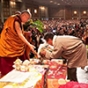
[74,11,77,14]
[83,11,87,14]
[34,9,37,13]
[17,0,22,2]
[57,3,60,5]
[50,0,53,3]
[27,8,31,12]
[10,1,16,6]
[39,6,45,10]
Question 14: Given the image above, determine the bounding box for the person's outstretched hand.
[39,49,46,57]
[29,44,38,58]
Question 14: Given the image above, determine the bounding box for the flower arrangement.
[23,19,44,33]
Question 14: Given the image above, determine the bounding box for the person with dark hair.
[0,10,37,76]
[40,32,87,81]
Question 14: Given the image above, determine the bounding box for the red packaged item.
[59,81,88,88]
[49,61,61,70]
[47,61,67,88]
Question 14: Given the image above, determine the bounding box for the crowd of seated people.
[42,19,88,44]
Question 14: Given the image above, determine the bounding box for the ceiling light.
[39,6,45,10]
[50,0,53,3]
[57,3,60,5]
[34,9,37,13]
[27,9,31,12]
[74,11,77,14]
[83,11,87,14]
[16,0,22,2]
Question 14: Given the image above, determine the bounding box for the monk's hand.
[29,44,38,58]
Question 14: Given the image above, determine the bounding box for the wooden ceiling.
[31,0,88,7]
